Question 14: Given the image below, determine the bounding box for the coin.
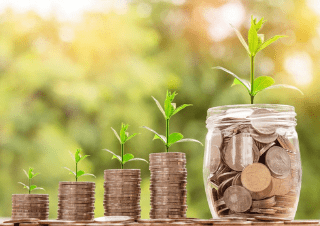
[266,146,291,179]
[232,173,242,186]
[217,176,234,197]
[250,108,277,135]
[241,163,272,192]
[252,143,260,163]
[251,130,278,144]
[259,142,275,156]
[277,135,296,152]
[223,185,252,213]
[250,179,273,200]
[217,171,238,184]
[209,145,221,174]
[252,196,276,209]
[224,133,254,171]
[269,175,292,196]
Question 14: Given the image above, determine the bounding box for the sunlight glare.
[204,1,245,42]
[284,52,313,86]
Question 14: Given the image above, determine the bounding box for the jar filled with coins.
[203,104,301,221]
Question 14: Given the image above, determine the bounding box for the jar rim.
[207,104,295,115]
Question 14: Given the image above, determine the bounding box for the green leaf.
[81,173,96,178]
[30,185,37,191]
[213,66,251,91]
[164,90,177,119]
[111,127,121,143]
[18,182,29,190]
[171,104,192,117]
[262,84,304,95]
[79,155,89,162]
[64,167,76,176]
[248,20,259,55]
[152,96,166,118]
[103,149,122,162]
[120,123,129,144]
[252,76,275,96]
[77,170,85,178]
[176,138,203,146]
[231,78,251,94]
[122,153,134,164]
[28,168,33,179]
[126,158,149,164]
[257,35,287,52]
[153,134,167,144]
[168,133,184,146]
[31,173,40,179]
[125,133,138,143]
[142,126,166,143]
[254,17,266,31]
[230,23,250,55]
[33,187,45,191]
[75,149,81,163]
[257,34,264,47]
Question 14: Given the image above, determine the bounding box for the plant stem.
[166,118,169,152]
[76,162,78,182]
[121,143,124,169]
[29,178,31,194]
[250,55,255,104]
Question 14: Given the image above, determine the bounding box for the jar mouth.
[206,104,297,129]
[208,104,295,116]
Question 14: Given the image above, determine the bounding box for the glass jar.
[203,104,301,220]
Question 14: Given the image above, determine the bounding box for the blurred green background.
[0,0,319,220]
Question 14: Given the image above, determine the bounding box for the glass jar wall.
[203,104,301,220]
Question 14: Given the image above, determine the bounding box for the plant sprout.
[18,167,44,194]
[143,90,203,152]
[64,149,96,182]
[213,15,303,104]
[103,123,148,169]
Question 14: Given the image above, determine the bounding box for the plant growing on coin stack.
[203,15,303,221]
[12,168,49,220]
[57,149,96,221]
[102,124,148,219]
[143,90,203,219]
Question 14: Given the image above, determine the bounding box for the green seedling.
[213,15,303,104]
[103,123,148,169]
[18,167,44,194]
[64,149,95,182]
[143,90,203,152]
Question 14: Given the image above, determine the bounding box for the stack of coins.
[12,194,49,220]
[57,182,95,221]
[207,107,301,220]
[149,152,187,219]
[104,169,141,219]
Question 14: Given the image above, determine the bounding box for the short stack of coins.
[104,169,141,219]
[12,194,49,220]
[57,182,95,221]
[149,152,187,219]
[208,107,301,220]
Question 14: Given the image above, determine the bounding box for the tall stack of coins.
[12,194,49,220]
[104,169,141,219]
[149,152,187,219]
[204,106,301,220]
[57,182,95,221]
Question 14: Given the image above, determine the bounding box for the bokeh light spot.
[284,52,313,86]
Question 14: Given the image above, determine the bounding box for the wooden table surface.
[1,219,319,226]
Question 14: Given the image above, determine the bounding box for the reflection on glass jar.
[203,104,301,220]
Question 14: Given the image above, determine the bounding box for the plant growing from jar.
[103,123,148,168]
[18,167,44,194]
[213,16,303,104]
[143,90,203,152]
[203,15,303,220]
[64,149,96,181]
